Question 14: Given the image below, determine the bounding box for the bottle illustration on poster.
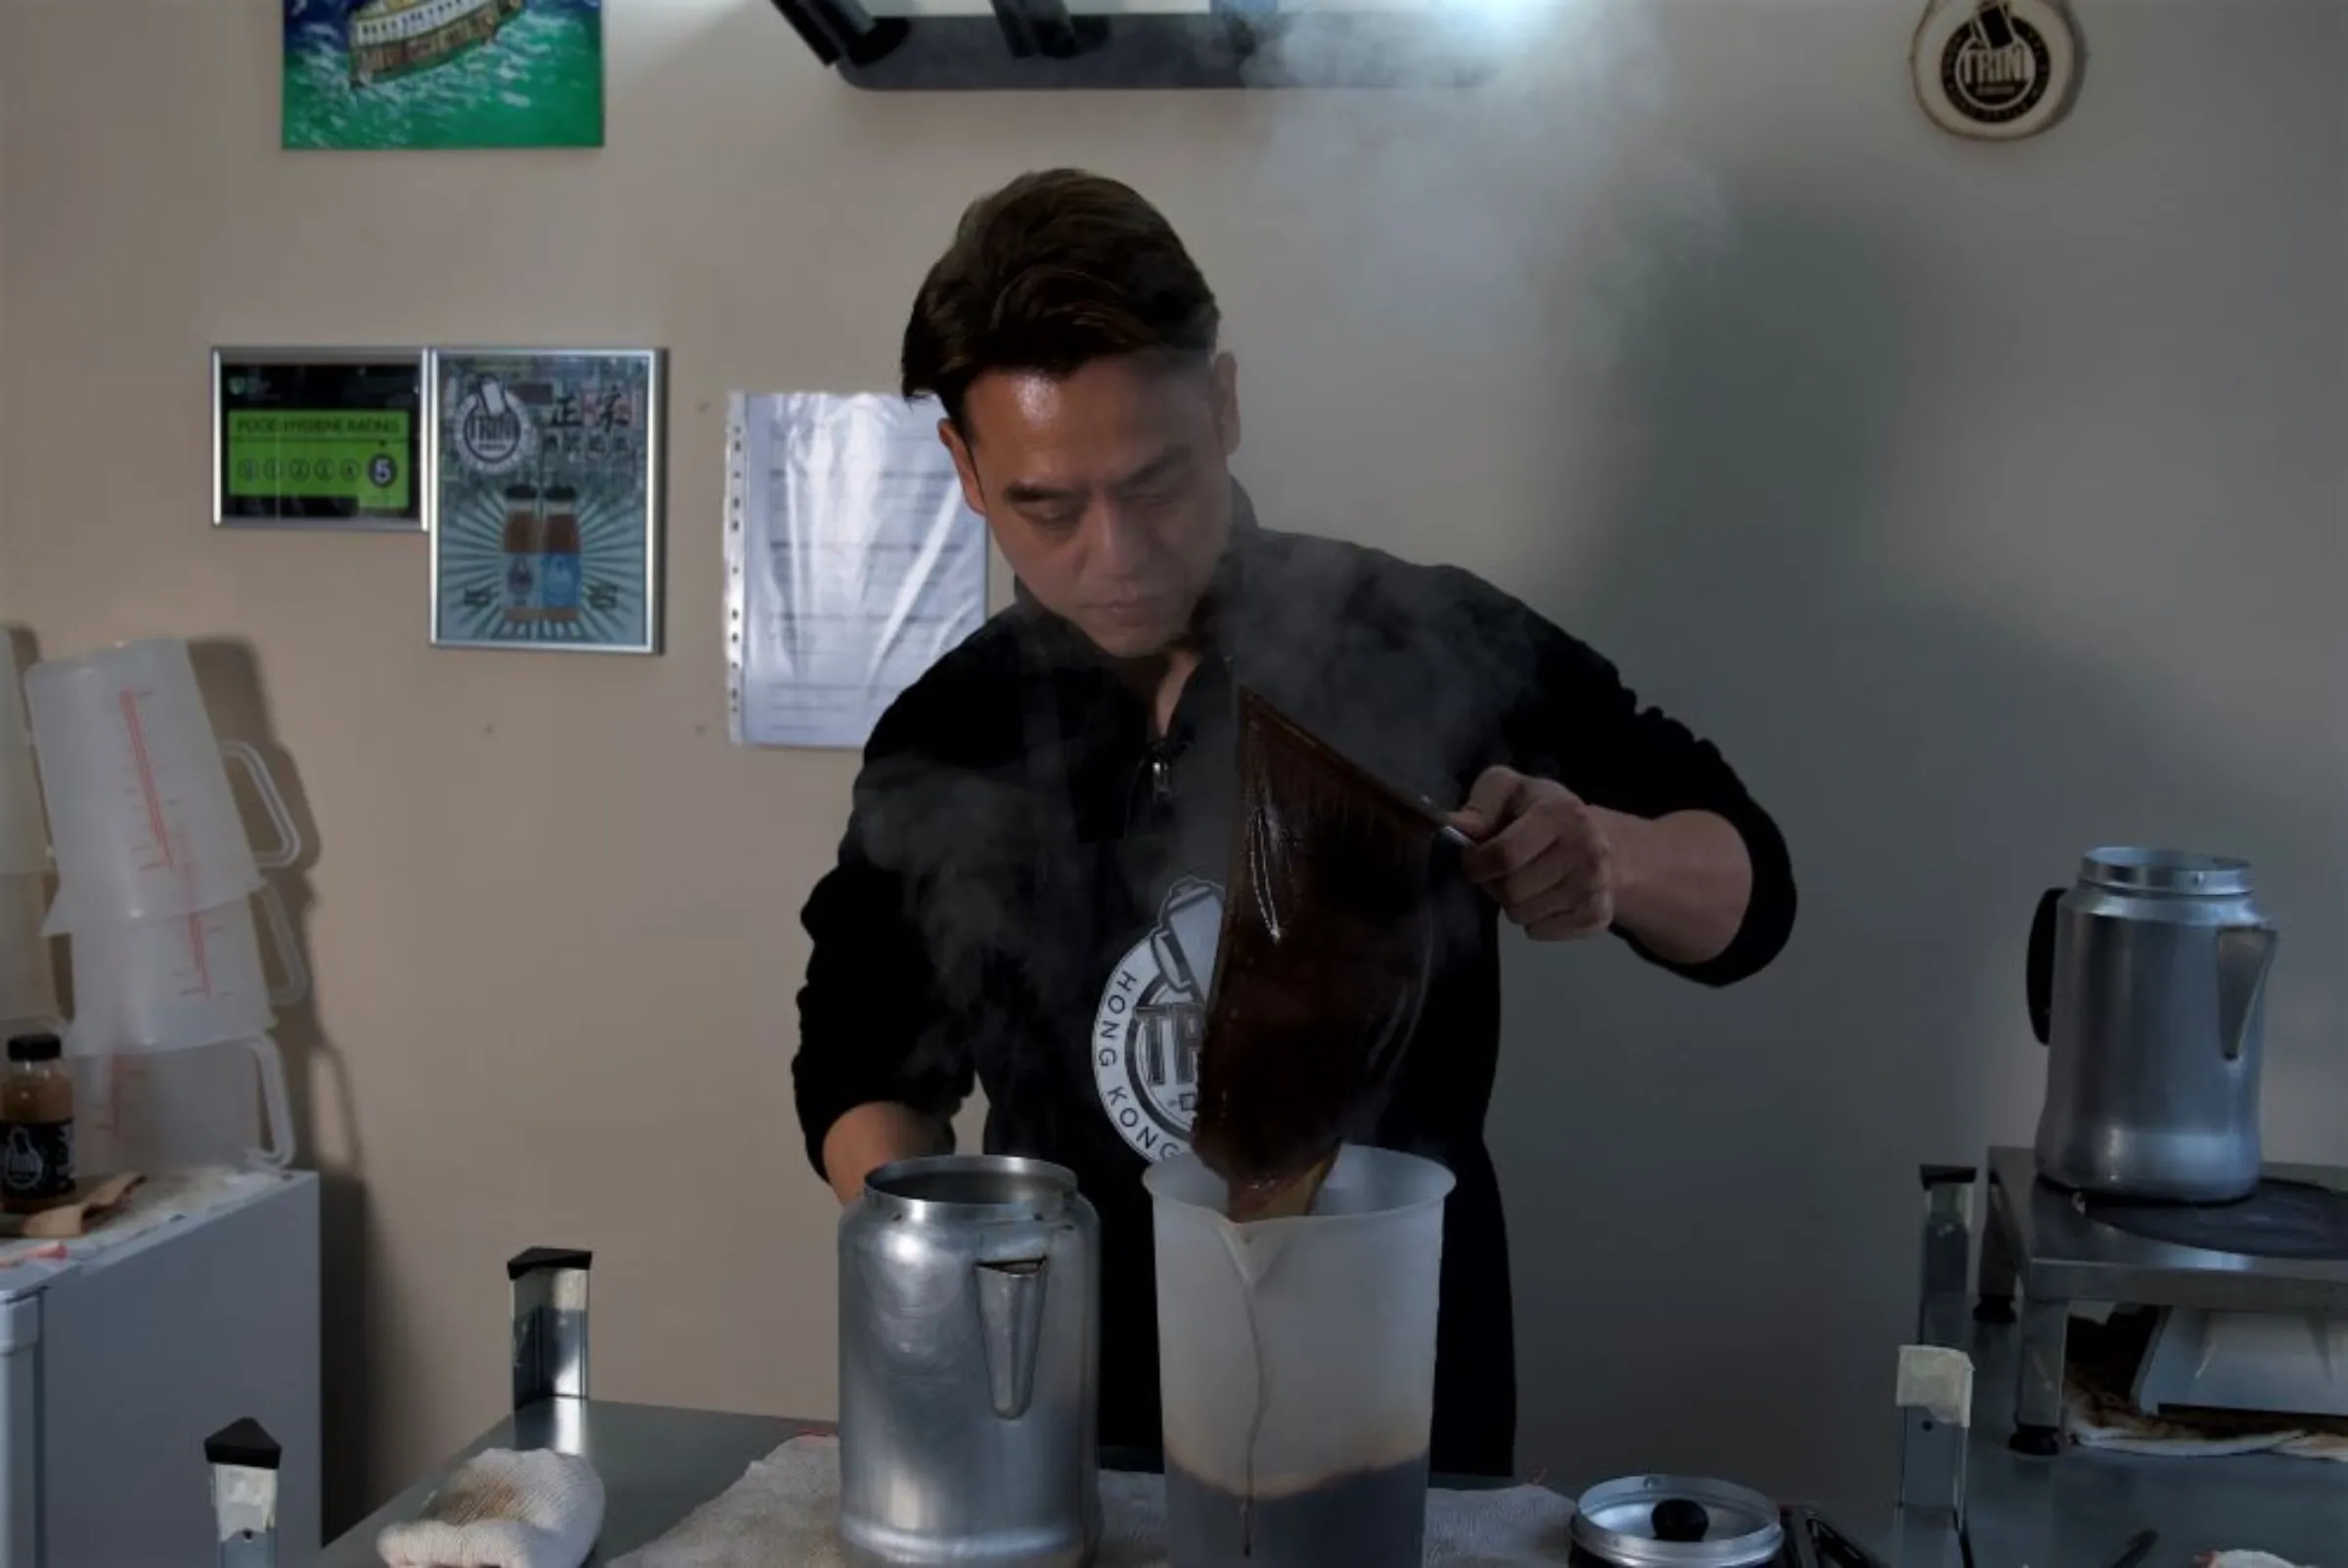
[540,487,585,623]
[500,484,542,625]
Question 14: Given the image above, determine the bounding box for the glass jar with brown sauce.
[1,1034,72,1212]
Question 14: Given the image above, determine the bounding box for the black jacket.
[793,494,1796,1477]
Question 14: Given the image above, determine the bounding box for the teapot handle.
[973,1254,1049,1420]
[2025,887,2062,1045]
[2215,923,2278,1064]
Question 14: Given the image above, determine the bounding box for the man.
[794,169,1796,1477]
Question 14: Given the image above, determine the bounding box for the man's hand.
[822,1102,952,1205]
[1449,766,1616,941]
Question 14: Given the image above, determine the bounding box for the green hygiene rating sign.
[212,350,427,530]
[226,410,412,510]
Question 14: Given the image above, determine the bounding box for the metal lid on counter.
[1569,1474,1784,1568]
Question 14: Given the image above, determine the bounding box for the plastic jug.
[24,639,299,929]
[0,643,46,877]
[63,885,306,1053]
[72,1039,281,1173]
[66,1032,294,1171]
[1145,1145,1454,1568]
[60,882,304,1171]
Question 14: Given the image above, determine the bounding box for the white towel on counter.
[378,1448,606,1568]
[611,1433,1577,1567]
[2066,1389,2348,1464]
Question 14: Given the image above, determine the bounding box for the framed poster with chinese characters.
[428,348,663,653]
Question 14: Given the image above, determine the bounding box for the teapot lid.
[863,1155,1079,1224]
[1570,1475,1784,1568]
[2081,848,2252,897]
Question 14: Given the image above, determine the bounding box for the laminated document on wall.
[726,392,988,748]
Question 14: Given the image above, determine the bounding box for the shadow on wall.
[1487,183,2343,1504]
[185,638,375,1535]
[1,628,371,1526]
[1,627,61,1023]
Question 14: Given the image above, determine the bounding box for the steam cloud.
[832,4,1738,1115]
[1197,0,1731,778]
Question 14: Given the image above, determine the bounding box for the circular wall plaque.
[1913,0,2083,142]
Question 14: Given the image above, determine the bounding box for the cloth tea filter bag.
[1191,690,1446,1221]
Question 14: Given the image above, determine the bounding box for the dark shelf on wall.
[768,0,1501,90]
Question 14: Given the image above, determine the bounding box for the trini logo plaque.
[1913,0,2083,143]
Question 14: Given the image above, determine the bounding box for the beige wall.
[4,0,2347,1531]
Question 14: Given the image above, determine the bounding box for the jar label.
[540,550,582,612]
[504,551,540,616]
[2,1120,73,1201]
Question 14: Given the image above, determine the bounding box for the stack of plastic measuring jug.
[23,638,306,1168]
[0,642,60,1039]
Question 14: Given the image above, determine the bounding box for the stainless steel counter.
[315,1402,817,1566]
[1867,1304,2348,1568]
[316,1311,2348,1568]
[302,1159,2348,1566]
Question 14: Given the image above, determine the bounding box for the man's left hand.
[1449,766,1616,941]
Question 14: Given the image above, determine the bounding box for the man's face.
[943,352,1241,660]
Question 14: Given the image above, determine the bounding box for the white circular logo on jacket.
[1092,877,1223,1162]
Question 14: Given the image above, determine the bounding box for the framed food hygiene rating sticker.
[428,348,664,654]
[212,348,428,530]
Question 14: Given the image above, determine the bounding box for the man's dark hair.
[901,169,1221,429]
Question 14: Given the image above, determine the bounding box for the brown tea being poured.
[1192,690,1446,1222]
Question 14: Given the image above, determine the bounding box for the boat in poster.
[348,0,527,87]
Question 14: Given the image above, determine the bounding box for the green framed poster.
[212,348,427,531]
[428,347,663,654]
[283,0,606,153]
